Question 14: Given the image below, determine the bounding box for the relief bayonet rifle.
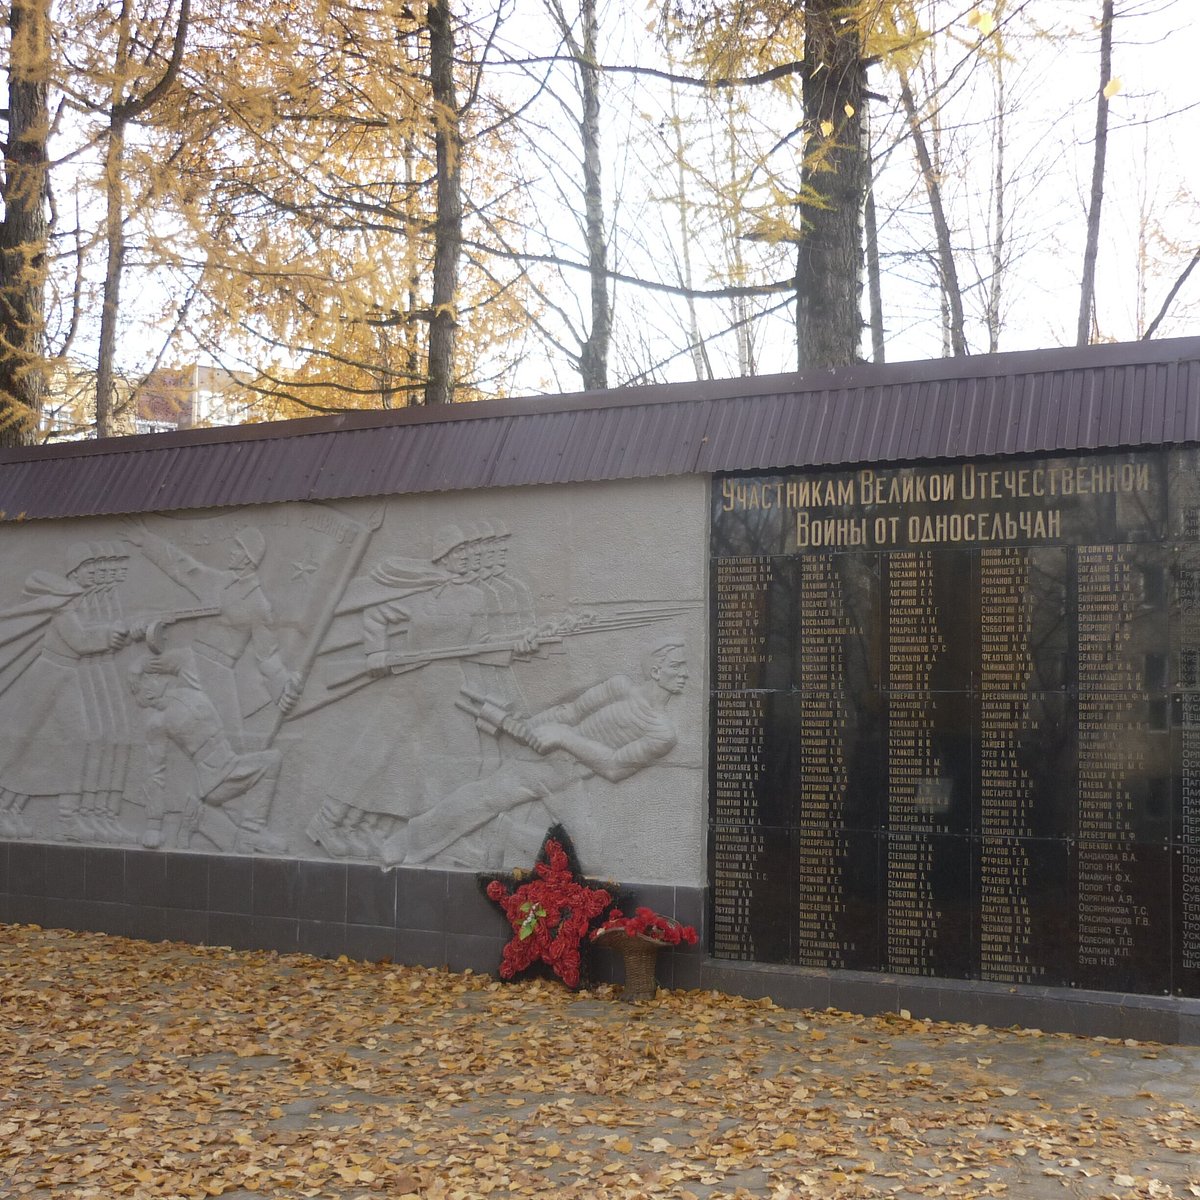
[123,605,224,653]
[323,605,692,691]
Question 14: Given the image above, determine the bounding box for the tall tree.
[865,1,1056,360]
[129,0,532,414]
[425,0,462,405]
[547,0,610,390]
[660,0,870,369]
[795,0,867,369]
[981,3,1008,354]
[896,68,967,356]
[0,0,51,445]
[1076,0,1114,345]
[92,0,191,436]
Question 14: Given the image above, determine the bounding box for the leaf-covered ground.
[1,924,1198,1199]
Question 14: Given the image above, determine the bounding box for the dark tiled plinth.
[446,933,507,975]
[0,893,45,925]
[46,845,87,899]
[298,919,347,959]
[397,869,448,932]
[84,848,126,903]
[160,909,210,944]
[346,865,396,928]
[208,912,257,952]
[296,861,347,923]
[210,857,252,914]
[343,923,395,964]
[395,928,446,967]
[5,839,1199,1043]
[251,859,299,919]
[9,842,46,897]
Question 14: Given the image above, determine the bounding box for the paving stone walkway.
[1,924,1198,1199]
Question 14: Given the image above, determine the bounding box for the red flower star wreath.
[480,825,615,989]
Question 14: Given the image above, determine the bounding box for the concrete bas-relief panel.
[0,476,707,885]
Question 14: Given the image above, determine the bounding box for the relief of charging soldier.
[127,652,286,854]
[121,519,302,742]
[307,523,521,858]
[306,520,694,863]
[384,639,690,869]
[0,542,140,843]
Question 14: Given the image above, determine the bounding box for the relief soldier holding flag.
[122,519,302,739]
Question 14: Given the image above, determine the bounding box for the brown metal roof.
[3,337,1200,521]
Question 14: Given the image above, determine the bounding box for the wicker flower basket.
[596,930,663,1001]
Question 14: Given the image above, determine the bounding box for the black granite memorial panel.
[793,827,881,973]
[795,552,881,695]
[884,692,973,836]
[710,448,1199,997]
[709,825,794,964]
[1072,841,1172,994]
[975,836,1073,987]
[1174,843,1200,997]
[975,691,1076,841]
[1050,458,1167,546]
[712,477,792,557]
[981,546,1071,695]
[1174,693,1200,842]
[1170,542,1200,691]
[882,831,973,979]
[883,549,976,695]
[710,692,800,829]
[1076,695,1171,847]
[712,556,795,692]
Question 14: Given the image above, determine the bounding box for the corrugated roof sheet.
[4,337,1200,522]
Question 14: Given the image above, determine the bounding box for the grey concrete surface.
[2,924,1198,1199]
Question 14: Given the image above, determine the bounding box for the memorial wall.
[0,476,707,887]
[710,447,1200,998]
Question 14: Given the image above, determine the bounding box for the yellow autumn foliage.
[120,0,535,415]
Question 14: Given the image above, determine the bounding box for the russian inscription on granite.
[711,448,1196,997]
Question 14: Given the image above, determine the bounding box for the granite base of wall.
[695,962,1200,1046]
[0,841,705,990]
[5,840,1199,1043]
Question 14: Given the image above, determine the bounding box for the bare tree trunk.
[0,0,50,446]
[95,122,128,438]
[795,0,865,370]
[1142,248,1200,340]
[377,325,396,409]
[898,75,967,357]
[424,0,462,405]
[863,98,884,364]
[94,0,191,437]
[724,94,754,376]
[547,0,609,390]
[985,44,1007,353]
[864,187,884,363]
[940,271,951,356]
[404,122,422,400]
[576,0,608,389]
[1077,0,1114,346]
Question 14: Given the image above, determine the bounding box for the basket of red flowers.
[591,907,698,1001]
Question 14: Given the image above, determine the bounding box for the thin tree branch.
[1142,248,1200,339]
